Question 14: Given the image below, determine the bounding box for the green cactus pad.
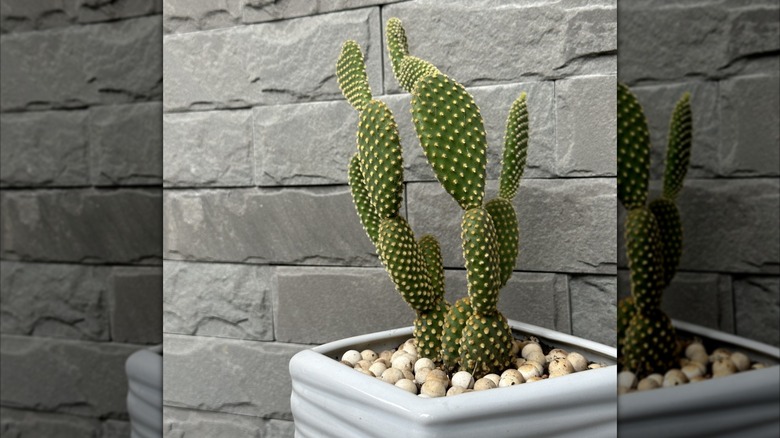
[412,74,488,210]
[617,83,651,210]
[649,197,683,288]
[378,216,435,312]
[396,55,440,94]
[413,300,450,361]
[385,17,409,80]
[461,207,502,314]
[336,40,373,112]
[485,197,518,288]
[348,153,380,245]
[357,100,404,219]
[626,207,665,312]
[617,296,636,367]
[499,92,529,200]
[663,93,692,200]
[622,309,678,377]
[419,234,445,301]
[459,312,513,378]
[441,297,473,370]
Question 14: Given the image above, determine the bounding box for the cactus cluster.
[337,18,529,377]
[617,83,693,377]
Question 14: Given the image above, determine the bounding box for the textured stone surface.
[383,0,616,93]
[163,334,306,419]
[570,275,617,347]
[90,102,163,186]
[0,0,161,32]
[617,270,735,334]
[100,419,132,438]
[555,76,616,176]
[406,179,616,274]
[164,261,273,341]
[163,0,242,34]
[163,407,294,438]
[0,335,139,419]
[1,189,162,264]
[618,0,780,83]
[164,110,253,187]
[163,187,381,266]
[0,407,100,437]
[0,111,90,187]
[719,75,780,177]
[630,81,720,179]
[242,0,402,25]
[0,15,162,111]
[0,261,110,341]
[163,8,381,111]
[110,267,162,344]
[734,276,780,347]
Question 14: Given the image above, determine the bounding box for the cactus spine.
[337,19,529,377]
[617,83,692,377]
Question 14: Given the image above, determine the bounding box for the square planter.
[618,320,780,438]
[290,319,617,438]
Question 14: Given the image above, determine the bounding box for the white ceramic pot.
[618,320,780,438]
[290,319,617,438]
[126,345,163,438]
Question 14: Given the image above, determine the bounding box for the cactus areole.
[616,83,693,378]
[337,18,530,377]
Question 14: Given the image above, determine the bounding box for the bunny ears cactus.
[617,83,692,377]
[337,18,530,377]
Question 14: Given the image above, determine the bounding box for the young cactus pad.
[337,19,530,377]
[617,84,692,377]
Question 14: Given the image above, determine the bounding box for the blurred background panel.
[0,0,163,436]
[617,0,780,346]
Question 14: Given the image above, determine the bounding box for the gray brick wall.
[162,0,617,434]
[0,0,163,435]
[618,0,780,347]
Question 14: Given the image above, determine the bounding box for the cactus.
[337,18,530,377]
[617,83,692,377]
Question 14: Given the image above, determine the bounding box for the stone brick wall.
[162,0,616,434]
[617,0,780,347]
[0,0,162,435]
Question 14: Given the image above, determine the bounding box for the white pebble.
[498,369,524,387]
[521,343,543,359]
[588,363,603,370]
[513,357,527,369]
[414,358,435,374]
[526,351,547,366]
[426,369,449,386]
[685,342,706,359]
[546,348,568,362]
[712,358,737,378]
[525,360,545,376]
[526,376,544,383]
[379,350,393,362]
[402,342,418,358]
[395,379,418,394]
[647,373,664,386]
[381,368,404,384]
[484,374,501,386]
[415,367,433,384]
[451,371,475,389]
[360,349,377,362]
[369,362,387,377]
[730,352,750,371]
[637,377,660,391]
[341,350,362,366]
[391,355,413,372]
[446,386,467,396]
[689,351,709,365]
[549,358,575,377]
[402,370,415,381]
[752,363,766,370]
[681,362,705,380]
[709,348,731,362]
[356,359,372,370]
[663,369,688,387]
[518,363,542,380]
[421,380,446,397]
[357,367,374,377]
[511,340,523,356]
[474,378,496,391]
[566,352,588,372]
[618,370,637,389]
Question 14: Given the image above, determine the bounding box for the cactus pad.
[385,17,409,81]
[441,297,473,370]
[459,312,513,378]
[419,234,445,301]
[622,309,677,377]
[663,93,692,200]
[461,208,502,314]
[412,74,488,210]
[336,40,372,112]
[499,93,529,200]
[397,55,440,94]
[485,197,518,287]
[616,296,636,366]
[378,216,435,312]
[625,207,665,312]
[357,100,404,219]
[617,83,651,210]
[348,153,380,245]
[414,301,450,361]
[649,197,683,288]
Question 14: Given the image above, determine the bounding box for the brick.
[90,102,163,186]
[734,277,780,347]
[555,76,616,176]
[100,419,132,438]
[76,0,162,24]
[618,270,734,334]
[163,0,242,34]
[163,334,306,419]
[164,110,253,187]
[242,0,403,25]
[383,0,616,93]
[164,407,294,437]
[0,0,78,33]
[570,275,617,347]
[618,0,780,82]
[0,261,110,341]
[0,407,100,437]
[110,267,163,344]
[630,81,720,179]
[719,75,780,177]
[1,189,162,264]
[163,8,381,111]
[163,187,380,266]
[164,261,273,341]
[1,111,90,187]
[0,16,162,111]
[0,335,140,419]
[406,179,616,274]
[443,270,571,334]
[275,267,414,344]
